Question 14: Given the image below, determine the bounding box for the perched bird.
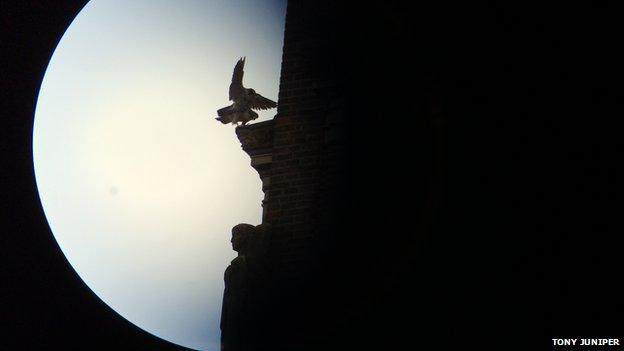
[216,57,277,126]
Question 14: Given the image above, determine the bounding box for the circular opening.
[32,1,285,349]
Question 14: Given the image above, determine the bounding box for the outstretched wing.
[229,57,245,101]
[248,91,277,111]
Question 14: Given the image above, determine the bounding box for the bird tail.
[217,105,232,117]
[216,105,236,124]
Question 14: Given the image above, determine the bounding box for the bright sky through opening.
[32,1,286,350]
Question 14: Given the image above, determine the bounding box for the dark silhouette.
[216,57,277,126]
[220,223,271,351]
[3,2,620,351]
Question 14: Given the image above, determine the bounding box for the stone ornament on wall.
[235,122,275,154]
[220,223,272,351]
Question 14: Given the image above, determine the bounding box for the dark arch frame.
[1,2,192,349]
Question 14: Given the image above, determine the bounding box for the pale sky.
[32,1,286,350]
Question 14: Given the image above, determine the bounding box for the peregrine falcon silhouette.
[216,57,277,126]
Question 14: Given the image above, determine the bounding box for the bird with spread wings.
[216,57,277,126]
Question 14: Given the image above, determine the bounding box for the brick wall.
[233,1,443,350]
[265,0,345,278]
[234,2,351,349]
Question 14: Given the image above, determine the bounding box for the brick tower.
[223,1,445,350]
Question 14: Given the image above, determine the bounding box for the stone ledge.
[235,119,275,157]
[235,119,276,222]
